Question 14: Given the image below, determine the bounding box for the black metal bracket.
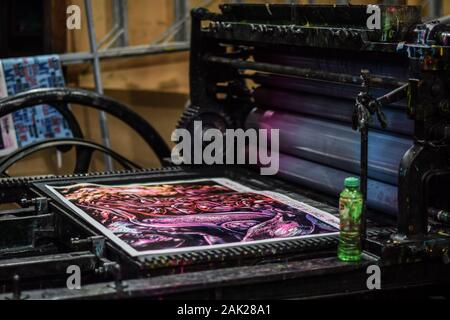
[352,70,386,240]
[352,70,412,240]
[20,197,50,215]
[71,235,107,258]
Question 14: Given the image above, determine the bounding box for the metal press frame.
[57,0,444,171]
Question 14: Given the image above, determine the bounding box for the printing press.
[0,3,449,300]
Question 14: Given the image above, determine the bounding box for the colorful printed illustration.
[0,55,72,156]
[47,179,339,257]
[0,63,18,156]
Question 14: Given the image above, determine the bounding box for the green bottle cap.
[345,177,360,188]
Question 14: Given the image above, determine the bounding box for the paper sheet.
[0,63,18,157]
[0,55,72,157]
[46,178,340,258]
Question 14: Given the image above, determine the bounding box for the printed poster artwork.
[47,179,339,257]
[0,63,18,156]
[0,55,72,156]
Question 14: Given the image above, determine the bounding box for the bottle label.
[339,197,363,232]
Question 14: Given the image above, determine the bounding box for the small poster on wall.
[0,63,18,157]
[0,55,73,157]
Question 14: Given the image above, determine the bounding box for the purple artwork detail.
[50,179,339,255]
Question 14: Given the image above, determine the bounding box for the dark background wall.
[0,0,66,58]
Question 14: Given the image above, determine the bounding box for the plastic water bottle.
[338,177,363,262]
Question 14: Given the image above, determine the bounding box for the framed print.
[45,178,340,260]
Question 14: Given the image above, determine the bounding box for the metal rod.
[436,14,450,24]
[428,0,443,19]
[60,42,189,65]
[84,0,114,170]
[121,0,129,46]
[359,70,371,243]
[97,0,129,50]
[360,126,368,240]
[174,0,190,42]
[113,0,128,47]
[103,29,125,51]
[206,56,406,89]
[429,208,450,224]
[376,83,409,107]
[97,24,120,49]
[354,69,373,244]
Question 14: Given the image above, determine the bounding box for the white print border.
[46,178,339,261]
